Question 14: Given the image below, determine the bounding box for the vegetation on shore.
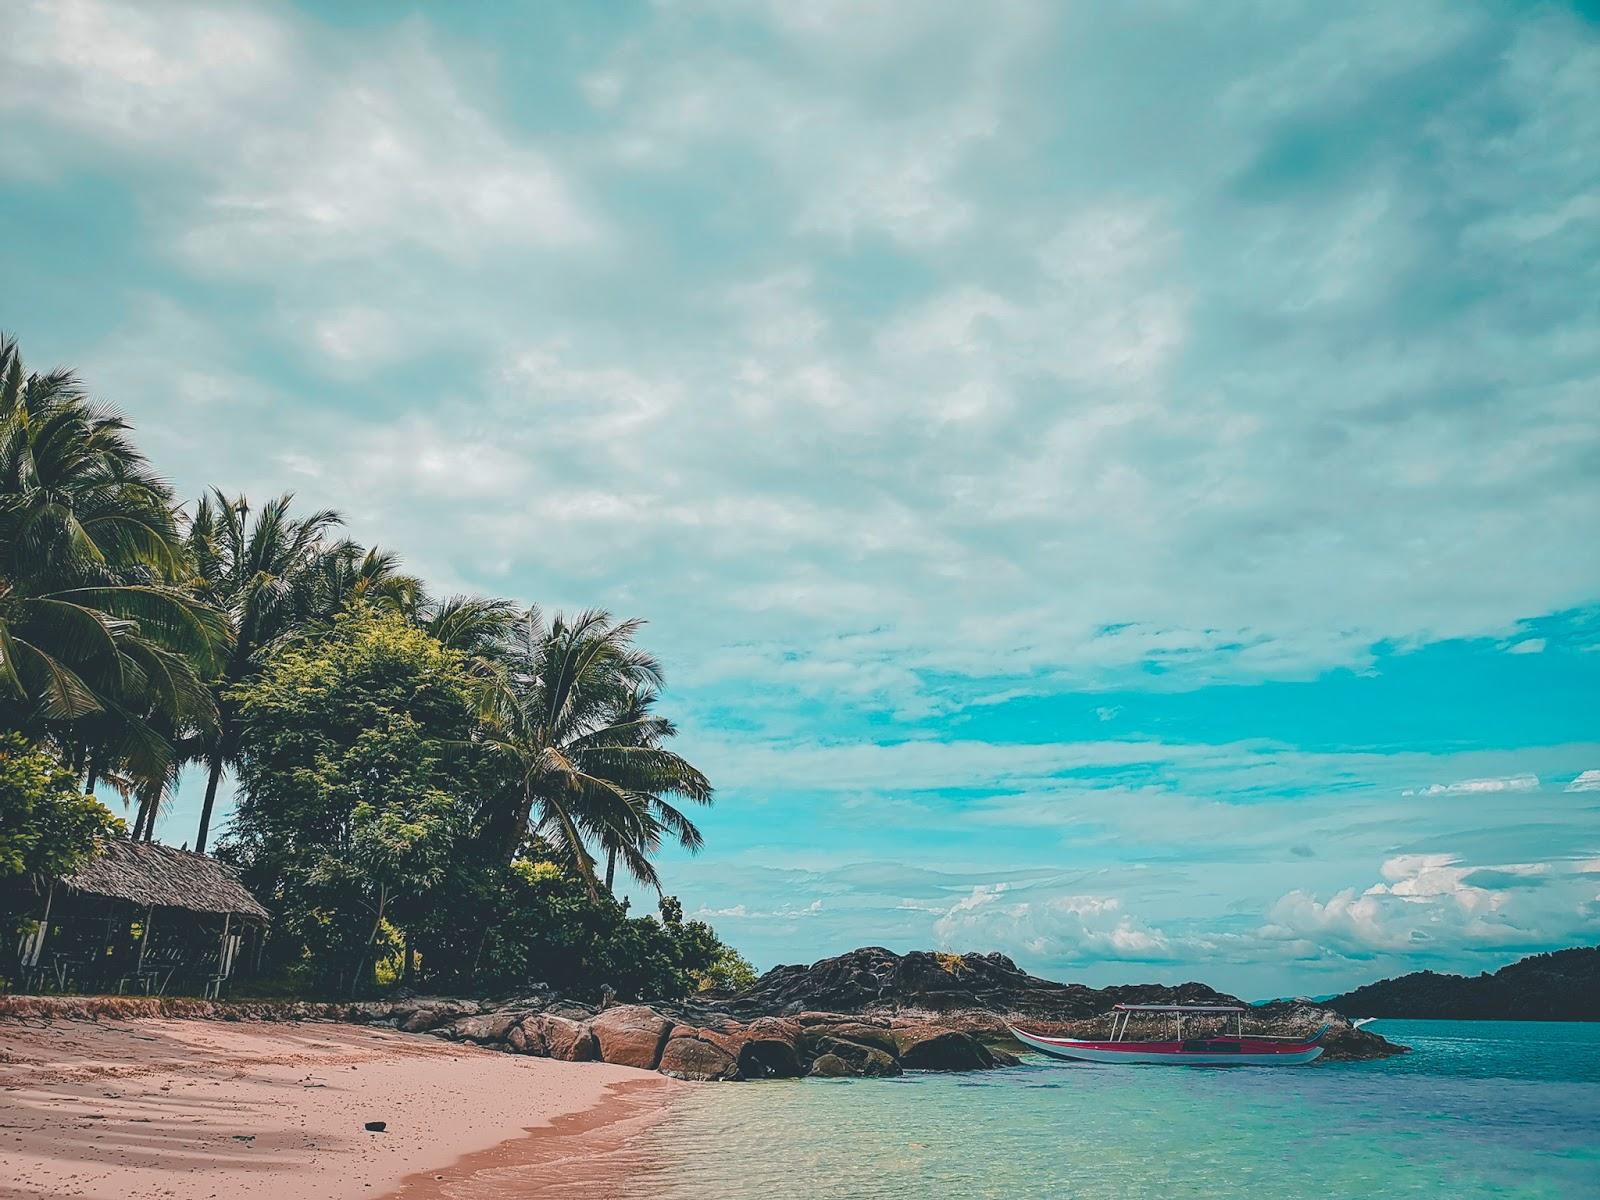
[0,335,753,1001]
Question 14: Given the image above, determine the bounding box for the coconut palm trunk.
[195,755,226,854]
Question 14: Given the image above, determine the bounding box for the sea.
[605,1020,1600,1199]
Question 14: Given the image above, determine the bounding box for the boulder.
[733,1017,805,1079]
[394,1001,479,1034]
[590,1005,674,1070]
[450,1012,520,1044]
[658,1030,740,1081]
[808,1052,853,1078]
[806,1036,900,1077]
[798,1018,899,1057]
[894,1028,1003,1071]
[510,1013,597,1062]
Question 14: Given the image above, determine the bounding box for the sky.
[2,0,1597,998]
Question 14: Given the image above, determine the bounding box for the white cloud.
[933,884,1174,962]
[1259,853,1599,961]
[1,2,597,271]
[1403,774,1541,797]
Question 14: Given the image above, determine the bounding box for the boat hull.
[1009,1025,1324,1066]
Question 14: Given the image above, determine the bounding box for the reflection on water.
[609,1021,1600,1200]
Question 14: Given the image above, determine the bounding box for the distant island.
[1327,946,1600,1021]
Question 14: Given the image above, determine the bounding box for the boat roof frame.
[1112,1003,1246,1013]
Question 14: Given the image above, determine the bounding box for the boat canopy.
[1113,1003,1246,1013]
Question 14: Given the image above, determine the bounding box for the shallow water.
[611,1020,1600,1199]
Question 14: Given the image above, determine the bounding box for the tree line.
[0,335,753,998]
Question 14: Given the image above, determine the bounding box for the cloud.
[1403,774,1541,797]
[1259,853,1600,961]
[933,884,1175,963]
[2,1,597,273]
[13,0,1591,721]
[5,1,1600,995]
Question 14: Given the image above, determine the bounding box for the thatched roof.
[60,841,270,922]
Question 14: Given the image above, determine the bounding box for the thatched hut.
[16,841,270,997]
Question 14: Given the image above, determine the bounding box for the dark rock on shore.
[358,947,1403,1071]
[4,945,1407,1079]
[1325,946,1600,1021]
[715,946,1242,1021]
[710,947,1405,1064]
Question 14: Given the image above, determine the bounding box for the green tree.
[467,859,745,1001]
[0,733,124,950]
[183,490,414,852]
[0,335,227,798]
[694,942,759,993]
[478,608,712,898]
[0,732,124,881]
[226,607,486,993]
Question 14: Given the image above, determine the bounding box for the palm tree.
[477,608,712,899]
[593,684,712,894]
[417,594,519,657]
[0,335,227,793]
[183,488,431,851]
[182,490,344,852]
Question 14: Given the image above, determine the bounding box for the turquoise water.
[616,1021,1600,1199]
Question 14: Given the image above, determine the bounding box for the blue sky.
[3,0,1597,997]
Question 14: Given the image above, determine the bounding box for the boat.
[1008,1003,1328,1066]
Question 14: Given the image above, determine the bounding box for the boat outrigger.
[1009,1004,1328,1066]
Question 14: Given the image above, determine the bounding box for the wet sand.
[0,1015,679,1200]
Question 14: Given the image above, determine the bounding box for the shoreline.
[383,1076,679,1200]
[0,1015,680,1200]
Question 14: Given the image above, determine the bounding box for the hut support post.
[137,906,154,970]
[23,882,55,968]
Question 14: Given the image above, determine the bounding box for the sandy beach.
[0,1016,679,1200]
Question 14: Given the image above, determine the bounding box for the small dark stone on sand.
[363,1121,387,1132]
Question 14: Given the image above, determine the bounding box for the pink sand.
[0,1016,677,1200]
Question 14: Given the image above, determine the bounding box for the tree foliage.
[0,733,124,883]
[0,335,745,1004]
[469,859,738,1002]
[0,335,227,798]
[227,608,487,993]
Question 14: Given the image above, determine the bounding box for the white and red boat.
[1009,1003,1327,1066]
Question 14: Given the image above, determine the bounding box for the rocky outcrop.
[2,944,1413,1078]
[715,947,1404,1063]
[716,946,1238,1021]
[1326,946,1600,1021]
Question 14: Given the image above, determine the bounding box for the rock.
[893,1028,1002,1071]
[658,1030,740,1081]
[511,1013,596,1062]
[805,1036,900,1077]
[807,1053,853,1078]
[796,1017,898,1057]
[449,1012,520,1044]
[394,1000,480,1034]
[364,1121,386,1132]
[705,946,1410,1063]
[590,1005,674,1070]
[732,1017,805,1079]
[720,947,1237,1022]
